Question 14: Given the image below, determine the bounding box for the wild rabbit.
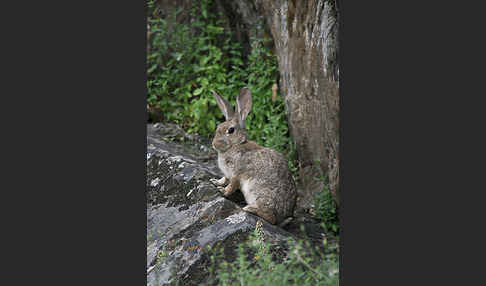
[210,87,297,225]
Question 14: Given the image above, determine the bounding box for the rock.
[147,123,334,285]
[147,123,299,286]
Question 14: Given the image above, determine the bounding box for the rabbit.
[209,87,297,225]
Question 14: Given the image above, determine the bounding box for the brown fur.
[211,88,297,225]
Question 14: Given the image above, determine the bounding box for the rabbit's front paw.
[210,177,227,186]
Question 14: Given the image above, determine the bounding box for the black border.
[5,0,147,284]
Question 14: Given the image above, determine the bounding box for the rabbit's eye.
[227,127,235,134]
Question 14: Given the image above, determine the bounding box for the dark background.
[1,0,485,285]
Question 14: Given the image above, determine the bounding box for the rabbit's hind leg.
[243,205,276,225]
[257,208,277,225]
[242,205,259,214]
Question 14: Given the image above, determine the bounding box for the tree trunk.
[260,0,340,208]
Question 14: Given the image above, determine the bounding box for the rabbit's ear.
[212,90,234,120]
[236,87,252,129]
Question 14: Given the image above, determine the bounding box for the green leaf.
[208,119,216,131]
[201,78,209,87]
[147,64,158,74]
[193,88,204,96]
[200,56,210,65]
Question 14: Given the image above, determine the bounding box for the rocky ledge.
[147,123,332,286]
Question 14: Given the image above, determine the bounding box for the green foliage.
[208,221,339,286]
[156,247,168,266]
[313,159,340,236]
[314,185,339,235]
[147,0,291,157]
[244,34,289,155]
[147,0,233,133]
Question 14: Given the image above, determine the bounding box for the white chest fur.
[240,178,257,206]
[218,155,233,178]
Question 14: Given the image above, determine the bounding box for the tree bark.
[260,0,339,207]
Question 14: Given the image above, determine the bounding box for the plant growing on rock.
[207,220,339,286]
